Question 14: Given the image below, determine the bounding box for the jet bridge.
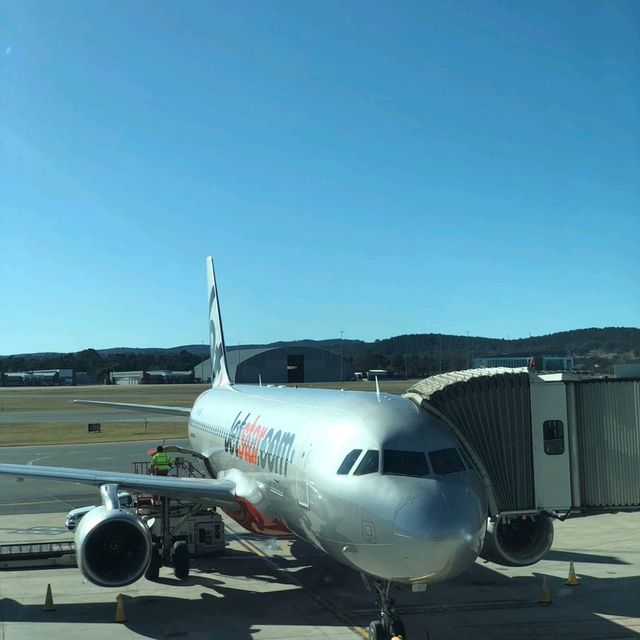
[404,369,640,518]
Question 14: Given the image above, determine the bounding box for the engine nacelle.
[479,513,554,567]
[74,506,152,587]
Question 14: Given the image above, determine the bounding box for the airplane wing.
[0,464,237,510]
[73,400,191,417]
[15,402,223,504]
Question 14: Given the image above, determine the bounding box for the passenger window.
[337,449,363,475]
[429,448,466,475]
[353,449,379,476]
[543,420,565,455]
[383,450,429,477]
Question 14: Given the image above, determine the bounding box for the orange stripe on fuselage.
[224,496,291,536]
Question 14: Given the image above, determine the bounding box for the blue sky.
[1,1,638,355]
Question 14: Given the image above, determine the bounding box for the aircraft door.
[296,440,313,509]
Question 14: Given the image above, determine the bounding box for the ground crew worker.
[151,445,172,476]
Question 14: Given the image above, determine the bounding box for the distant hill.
[354,327,640,376]
[368,327,640,358]
[230,338,365,351]
[1,327,638,378]
[95,345,211,357]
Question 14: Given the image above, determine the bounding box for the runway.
[1,442,640,639]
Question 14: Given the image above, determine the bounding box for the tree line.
[297,327,640,377]
[1,327,638,381]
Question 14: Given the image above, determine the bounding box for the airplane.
[0,258,550,640]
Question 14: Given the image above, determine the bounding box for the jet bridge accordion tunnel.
[404,369,640,518]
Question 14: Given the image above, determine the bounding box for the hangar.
[0,368,75,386]
[194,345,353,384]
[109,370,194,385]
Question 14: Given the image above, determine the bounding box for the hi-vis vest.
[152,452,171,470]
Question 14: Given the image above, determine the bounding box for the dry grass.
[0,421,186,446]
[0,384,207,412]
[0,384,206,447]
[0,380,417,447]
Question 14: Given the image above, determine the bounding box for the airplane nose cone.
[393,479,486,582]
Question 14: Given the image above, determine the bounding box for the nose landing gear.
[366,579,407,640]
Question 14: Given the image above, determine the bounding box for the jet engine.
[479,513,554,567]
[74,506,152,587]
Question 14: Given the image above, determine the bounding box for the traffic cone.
[538,575,552,605]
[114,594,127,623]
[566,561,579,586]
[42,583,56,612]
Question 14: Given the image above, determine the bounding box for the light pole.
[466,331,470,369]
[340,331,344,381]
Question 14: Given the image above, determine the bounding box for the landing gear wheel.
[368,620,384,640]
[367,578,409,639]
[172,540,190,580]
[145,543,161,581]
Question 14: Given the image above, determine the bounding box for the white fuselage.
[188,384,488,584]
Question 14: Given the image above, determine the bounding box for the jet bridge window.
[543,420,565,455]
[429,448,466,475]
[383,450,430,477]
[337,449,363,475]
[353,449,379,476]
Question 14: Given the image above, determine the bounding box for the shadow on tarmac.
[281,540,640,640]
[1,539,639,639]
[0,544,352,639]
[544,549,630,565]
[1,591,265,639]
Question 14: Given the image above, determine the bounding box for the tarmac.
[1,442,640,639]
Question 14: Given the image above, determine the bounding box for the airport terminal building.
[195,345,353,384]
[473,355,574,371]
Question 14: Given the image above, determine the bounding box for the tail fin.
[206,257,231,388]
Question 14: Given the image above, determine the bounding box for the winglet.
[206,257,232,388]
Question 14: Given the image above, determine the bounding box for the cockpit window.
[383,450,430,477]
[337,449,363,475]
[353,449,379,476]
[429,448,466,475]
